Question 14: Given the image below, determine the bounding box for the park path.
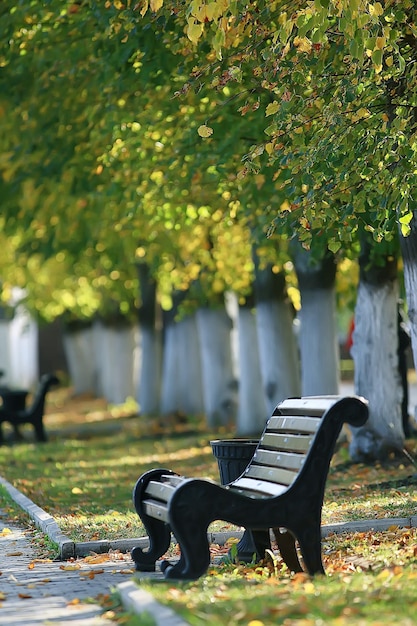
[0,509,135,625]
[0,507,189,626]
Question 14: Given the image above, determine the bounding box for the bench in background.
[0,373,59,443]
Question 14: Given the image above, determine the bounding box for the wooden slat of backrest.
[261,432,312,453]
[160,474,184,486]
[277,396,339,416]
[252,448,306,472]
[143,499,170,522]
[145,480,176,503]
[267,415,321,434]
[229,477,288,497]
[244,464,297,486]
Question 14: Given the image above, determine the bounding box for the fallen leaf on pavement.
[83,555,110,564]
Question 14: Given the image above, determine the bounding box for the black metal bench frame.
[131,395,368,580]
[0,373,59,443]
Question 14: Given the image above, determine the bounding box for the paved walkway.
[0,509,129,625]
[0,508,187,626]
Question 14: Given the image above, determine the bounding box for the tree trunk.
[160,294,204,417]
[254,263,301,411]
[92,319,138,405]
[7,300,39,389]
[137,264,162,416]
[349,243,403,461]
[62,321,95,396]
[293,247,339,395]
[235,294,268,436]
[399,213,417,427]
[196,304,238,427]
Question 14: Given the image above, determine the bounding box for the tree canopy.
[1,1,415,319]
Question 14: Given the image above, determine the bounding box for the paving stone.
[0,511,151,625]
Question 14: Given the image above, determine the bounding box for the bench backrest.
[229,395,354,499]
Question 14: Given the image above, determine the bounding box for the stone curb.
[2,474,417,626]
[117,580,190,626]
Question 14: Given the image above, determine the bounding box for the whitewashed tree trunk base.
[196,307,238,427]
[298,288,339,396]
[137,326,162,416]
[236,306,268,436]
[256,300,301,412]
[160,314,204,417]
[92,320,138,405]
[63,326,95,396]
[349,280,403,461]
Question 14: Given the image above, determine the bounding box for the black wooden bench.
[131,395,368,580]
[0,373,59,443]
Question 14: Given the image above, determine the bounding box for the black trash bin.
[210,439,258,484]
[210,438,271,563]
[0,389,28,411]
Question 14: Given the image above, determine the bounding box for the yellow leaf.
[187,18,204,44]
[71,487,83,494]
[84,555,110,564]
[293,36,312,53]
[197,125,214,138]
[225,537,240,547]
[375,36,385,49]
[265,101,279,117]
[369,2,383,17]
[150,0,163,11]
[0,528,12,536]
[265,142,275,155]
[280,199,291,212]
[139,0,149,17]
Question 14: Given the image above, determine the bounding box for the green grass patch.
[0,387,416,545]
[139,527,417,625]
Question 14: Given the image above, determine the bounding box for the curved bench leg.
[132,517,172,572]
[295,525,324,575]
[162,523,211,580]
[131,469,177,572]
[272,528,303,573]
[33,419,47,442]
[250,529,272,562]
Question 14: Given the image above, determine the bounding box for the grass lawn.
[1,386,417,624]
[0,385,416,542]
